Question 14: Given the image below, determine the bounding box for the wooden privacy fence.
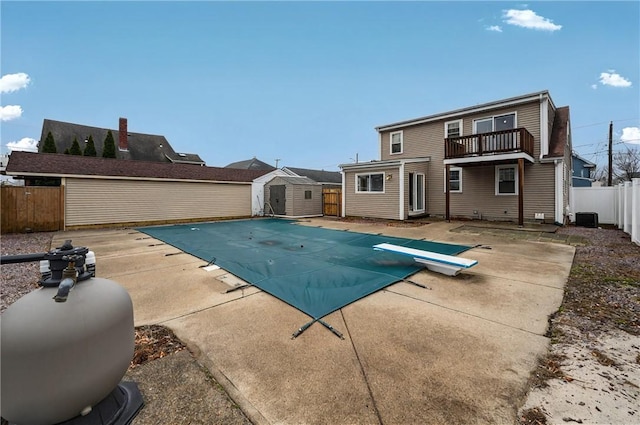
[322,188,341,217]
[1,186,64,234]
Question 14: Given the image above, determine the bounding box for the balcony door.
[474,113,516,152]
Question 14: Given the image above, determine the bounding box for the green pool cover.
[138,219,471,324]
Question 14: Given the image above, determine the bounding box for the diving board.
[373,243,478,276]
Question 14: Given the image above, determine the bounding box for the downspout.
[399,161,405,220]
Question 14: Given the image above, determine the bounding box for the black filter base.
[44,382,144,425]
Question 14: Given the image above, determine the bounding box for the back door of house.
[270,185,286,215]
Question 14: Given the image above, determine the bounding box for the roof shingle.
[6,151,267,182]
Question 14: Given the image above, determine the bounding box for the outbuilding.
[264,176,322,218]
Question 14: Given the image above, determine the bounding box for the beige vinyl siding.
[264,177,322,217]
[65,178,251,227]
[291,186,322,216]
[446,163,555,222]
[344,167,400,220]
[378,99,555,221]
[379,101,543,162]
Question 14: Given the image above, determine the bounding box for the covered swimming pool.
[138,219,472,336]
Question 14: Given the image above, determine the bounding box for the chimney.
[118,117,128,151]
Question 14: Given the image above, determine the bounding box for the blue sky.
[1,1,638,172]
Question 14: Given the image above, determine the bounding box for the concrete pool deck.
[52,218,576,424]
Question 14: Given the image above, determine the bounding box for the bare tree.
[613,146,640,182]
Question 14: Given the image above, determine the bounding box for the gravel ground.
[2,225,639,425]
[1,232,54,313]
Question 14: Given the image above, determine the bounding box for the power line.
[573,117,639,130]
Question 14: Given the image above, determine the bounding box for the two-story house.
[571,152,596,187]
[339,90,572,225]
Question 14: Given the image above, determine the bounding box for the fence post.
[617,184,624,229]
[632,178,639,245]
[623,181,632,234]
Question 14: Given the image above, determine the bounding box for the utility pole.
[275,158,281,168]
[608,121,613,186]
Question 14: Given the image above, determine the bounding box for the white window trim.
[473,112,518,133]
[495,165,518,196]
[444,167,462,193]
[355,172,385,194]
[390,131,403,155]
[444,119,463,139]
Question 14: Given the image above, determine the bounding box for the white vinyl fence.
[570,178,639,245]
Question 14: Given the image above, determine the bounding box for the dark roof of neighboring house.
[6,151,267,183]
[283,167,342,184]
[39,119,205,165]
[547,106,570,158]
[225,157,276,171]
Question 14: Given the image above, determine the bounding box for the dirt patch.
[130,325,187,369]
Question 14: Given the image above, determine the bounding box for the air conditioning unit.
[575,212,598,228]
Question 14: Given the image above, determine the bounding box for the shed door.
[270,185,286,215]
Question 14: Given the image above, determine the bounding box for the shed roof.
[268,176,320,185]
[6,151,268,183]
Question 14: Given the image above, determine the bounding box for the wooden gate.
[322,188,341,216]
[1,186,64,234]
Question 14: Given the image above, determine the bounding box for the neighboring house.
[1,154,23,186]
[225,157,276,171]
[39,118,205,165]
[340,90,572,225]
[5,151,268,229]
[264,176,323,218]
[282,167,342,189]
[572,153,596,187]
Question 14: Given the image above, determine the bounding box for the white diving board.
[373,243,478,277]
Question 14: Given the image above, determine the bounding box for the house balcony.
[444,128,535,164]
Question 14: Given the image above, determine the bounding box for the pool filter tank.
[1,241,142,425]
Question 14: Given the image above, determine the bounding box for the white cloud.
[620,127,640,144]
[487,25,503,32]
[503,9,562,31]
[0,105,23,121]
[6,137,38,153]
[0,73,31,93]
[599,71,632,88]
[590,84,598,90]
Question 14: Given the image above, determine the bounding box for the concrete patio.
[51,218,576,424]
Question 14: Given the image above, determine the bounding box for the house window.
[496,165,517,195]
[356,173,384,193]
[390,131,403,154]
[444,167,462,193]
[444,120,462,139]
[304,190,312,199]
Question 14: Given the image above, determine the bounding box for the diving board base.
[413,258,464,276]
